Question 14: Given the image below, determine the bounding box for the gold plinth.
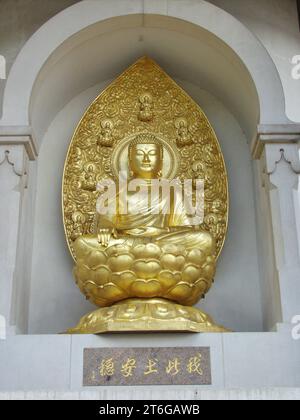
[67,298,228,334]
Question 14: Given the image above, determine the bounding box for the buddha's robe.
[77,181,215,254]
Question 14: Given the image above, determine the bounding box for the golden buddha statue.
[68,134,226,333]
[77,134,211,253]
[63,57,229,334]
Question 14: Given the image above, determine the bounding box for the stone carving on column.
[0,148,28,178]
[263,143,300,324]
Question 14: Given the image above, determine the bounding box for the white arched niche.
[1,0,290,333]
[29,79,262,334]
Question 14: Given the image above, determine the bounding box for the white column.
[0,141,30,335]
[263,143,300,324]
[295,143,300,258]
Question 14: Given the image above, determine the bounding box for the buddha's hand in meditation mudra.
[73,134,217,308]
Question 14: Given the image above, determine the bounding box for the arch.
[0,0,289,151]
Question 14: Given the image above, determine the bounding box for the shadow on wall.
[0,0,80,117]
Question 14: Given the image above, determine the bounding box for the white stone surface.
[1,0,299,123]
[0,335,71,391]
[0,0,80,117]
[210,0,300,123]
[252,144,300,330]
[0,388,300,400]
[0,0,289,149]
[0,145,28,334]
[223,331,300,388]
[296,144,300,257]
[0,331,299,392]
[28,80,262,334]
[252,158,282,331]
[11,158,37,334]
[264,144,300,323]
[144,0,168,15]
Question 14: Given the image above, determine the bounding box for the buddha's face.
[130,143,163,179]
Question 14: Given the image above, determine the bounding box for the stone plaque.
[83,347,211,386]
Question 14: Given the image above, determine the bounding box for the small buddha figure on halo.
[97,119,114,148]
[138,93,154,122]
[176,118,193,147]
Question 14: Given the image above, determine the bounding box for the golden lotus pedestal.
[66,238,229,334]
[67,298,228,334]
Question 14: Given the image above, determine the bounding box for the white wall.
[1,331,300,391]
[210,0,300,122]
[1,389,300,400]
[28,79,263,334]
[1,0,299,123]
[0,0,80,117]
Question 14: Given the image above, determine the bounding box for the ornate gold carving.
[67,298,228,334]
[63,57,228,261]
[73,240,216,308]
[62,57,229,334]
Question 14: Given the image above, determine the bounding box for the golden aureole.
[62,57,229,334]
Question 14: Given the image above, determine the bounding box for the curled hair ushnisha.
[128,134,164,157]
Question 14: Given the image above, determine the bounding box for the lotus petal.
[186,249,206,266]
[130,279,162,296]
[92,266,112,285]
[182,264,202,283]
[111,271,137,291]
[133,260,161,279]
[132,243,161,259]
[158,270,181,290]
[86,251,107,269]
[160,254,186,271]
[107,254,134,272]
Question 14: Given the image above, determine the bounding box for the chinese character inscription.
[83,347,211,386]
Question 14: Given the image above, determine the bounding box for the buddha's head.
[128,134,163,179]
